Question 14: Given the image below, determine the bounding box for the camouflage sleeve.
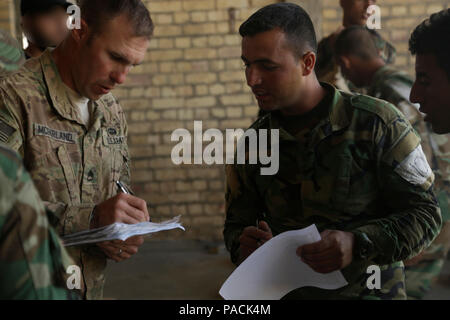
[44,202,96,236]
[354,111,442,265]
[223,164,265,265]
[0,148,79,299]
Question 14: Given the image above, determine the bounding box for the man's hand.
[238,221,273,264]
[97,236,144,263]
[296,230,354,274]
[91,193,150,228]
[91,193,150,262]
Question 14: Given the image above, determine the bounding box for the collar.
[267,82,352,144]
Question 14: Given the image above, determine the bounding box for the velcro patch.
[394,144,433,187]
[105,127,125,145]
[34,123,78,144]
[0,120,16,143]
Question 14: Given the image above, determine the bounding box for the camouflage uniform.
[0,29,25,77]
[224,82,442,300]
[0,50,131,300]
[368,66,450,299]
[316,27,396,91]
[0,144,79,299]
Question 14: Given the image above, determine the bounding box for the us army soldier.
[0,0,153,299]
[224,3,442,300]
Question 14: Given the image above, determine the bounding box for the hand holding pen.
[237,213,273,265]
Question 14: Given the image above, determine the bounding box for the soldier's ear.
[339,56,352,70]
[71,19,89,44]
[301,51,316,76]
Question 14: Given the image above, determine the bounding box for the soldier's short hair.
[409,8,450,80]
[239,3,317,59]
[334,26,380,61]
[78,0,154,40]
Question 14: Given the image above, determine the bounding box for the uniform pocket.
[56,144,80,203]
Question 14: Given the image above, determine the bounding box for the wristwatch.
[352,231,375,260]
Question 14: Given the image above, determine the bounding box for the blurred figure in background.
[315,0,395,91]
[21,0,72,59]
[0,30,25,77]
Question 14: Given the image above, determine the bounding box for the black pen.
[116,180,135,195]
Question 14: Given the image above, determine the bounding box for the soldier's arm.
[0,151,80,300]
[352,114,442,265]
[223,164,264,265]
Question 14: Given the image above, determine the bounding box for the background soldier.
[224,3,442,300]
[315,0,395,91]
[0,0,153,299]
[334,26,450,299]
[21,0,73,59]
[0,30,25,77]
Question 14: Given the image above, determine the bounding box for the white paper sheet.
[62,216,185,246]
[219,224,348,300]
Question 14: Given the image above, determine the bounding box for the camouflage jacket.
[0,29,25,77]
[0,144,79,299]
[369,66,450,259]
[316,27,396,91]
[0,50,131,299]
[224,83,442,299]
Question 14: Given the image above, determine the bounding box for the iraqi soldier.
[334,25,450,299]
[408,8,450,297]
[315,0,395,91]
[0,30,25,77]
[0,144,80,299]
[224,3,442,300]
[0,0,153,299]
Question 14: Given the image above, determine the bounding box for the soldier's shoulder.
[349,93,404,124]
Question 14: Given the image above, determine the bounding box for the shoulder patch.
[0,120,16,143]
[394,144,434,189]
